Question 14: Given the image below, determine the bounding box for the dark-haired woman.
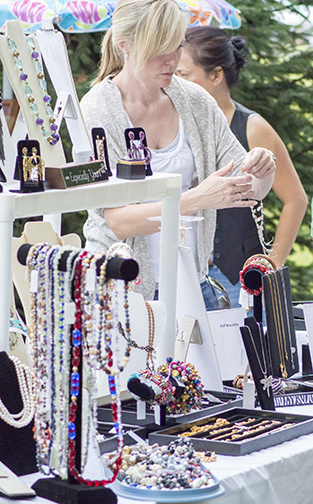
[177,26,307,308]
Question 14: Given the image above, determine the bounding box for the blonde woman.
[177,26,307,307]
[80,0,276,307]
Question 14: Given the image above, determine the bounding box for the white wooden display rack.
[0,172,182,362]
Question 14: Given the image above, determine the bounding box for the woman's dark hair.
[184,26,248,88]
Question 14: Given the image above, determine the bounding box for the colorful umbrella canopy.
[0,0,241,33]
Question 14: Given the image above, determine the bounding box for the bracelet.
[239,254,277,295]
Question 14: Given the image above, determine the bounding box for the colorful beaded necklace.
[7,35,59,145]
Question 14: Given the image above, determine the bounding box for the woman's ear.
[116,40,130,56]
[211,66,224,86]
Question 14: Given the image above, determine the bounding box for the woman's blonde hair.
[93,0,187,84]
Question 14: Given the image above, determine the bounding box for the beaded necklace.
[36,244,55,474]
[96,258,132,376]
[250,202,273,256]
[118,300,155,370]
[68,251,123,485]
[7,35,59,145]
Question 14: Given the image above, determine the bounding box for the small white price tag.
[136,400,146,420]
[239,288,250,310]
[86,269,96,292]
[154,404,161,426]
[65,302,76,324]
[30,270,38,293]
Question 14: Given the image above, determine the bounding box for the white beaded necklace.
[0,355,34,428]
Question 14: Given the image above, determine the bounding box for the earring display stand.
[262,267,299,379]
[0,21,65,167]
[240,317,275,411]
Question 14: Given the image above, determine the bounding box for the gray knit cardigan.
[80,75,246,299]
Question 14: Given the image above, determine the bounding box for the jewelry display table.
[7,405,313,504]
[0,172,182,362]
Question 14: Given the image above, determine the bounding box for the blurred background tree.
[14,0,313,300]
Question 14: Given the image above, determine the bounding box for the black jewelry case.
[149,407,313,456]
[116,159,146,180]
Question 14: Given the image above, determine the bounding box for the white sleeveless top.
[146,117,198,282]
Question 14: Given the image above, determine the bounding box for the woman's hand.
[181,162,257,214]
[240,147,276,179]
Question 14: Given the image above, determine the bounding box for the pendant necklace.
[246,325,273,397]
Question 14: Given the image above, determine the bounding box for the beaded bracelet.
[239,254,277,295]
[158,357,204,415]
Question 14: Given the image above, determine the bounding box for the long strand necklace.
[7,35,59,145]
[118,301,155,370]
[267,272,288,378]
[250,202,273,255]
[279,268,295,370]
[246,325,273,397]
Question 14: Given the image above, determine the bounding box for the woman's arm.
[247,114,308,267]
[103,163,257,240]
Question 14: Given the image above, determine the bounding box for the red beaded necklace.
[68,251,122,486]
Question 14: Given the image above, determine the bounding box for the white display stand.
[0,173,181,366]
[176,245,222,390]
[36,23,93,163]
[0,21,65,167]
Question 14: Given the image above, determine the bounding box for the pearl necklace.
[0,355,34,428]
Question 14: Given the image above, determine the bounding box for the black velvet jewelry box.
[149,407,313,456]
[116,159,146,180]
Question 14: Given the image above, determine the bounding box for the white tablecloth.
[2,405,313,504]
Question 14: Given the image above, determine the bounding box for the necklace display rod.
[17,243,139,282]
[239,254,277,323]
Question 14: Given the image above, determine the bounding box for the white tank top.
[146,117,198,282]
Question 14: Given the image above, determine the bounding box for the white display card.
[206,307,248,381]
[176,246,222,390]
[137,400,146,420]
